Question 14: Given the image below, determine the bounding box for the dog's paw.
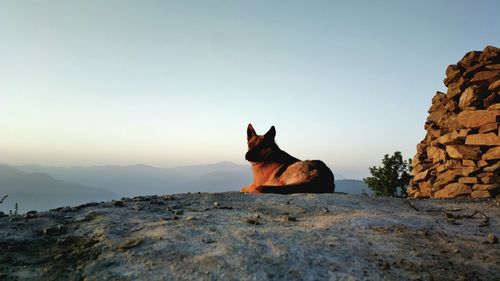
[240,185,254,193]
[242,184,262,193]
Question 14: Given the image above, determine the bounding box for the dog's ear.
[247,124,256,140]
[264,126,276,140]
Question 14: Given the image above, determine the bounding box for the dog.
[240,124,335,194]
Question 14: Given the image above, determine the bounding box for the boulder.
[477,160,489,167]
[410,46,499,198]
[413,169,429,182]
[446,83,463,99]
[471,190,492,198]
[465,133,500,146]
[446,145,481,160]
[483,161,500,172]
[483,93,498,108]
[427,146,447,163]
[469,70,499,87]
[443,68,463,86]
[458,51,481,69]
[434,183,471,198]
[472,183,499,191]
[480,176,500,184]
[457,109,499,128]
[488,79,500,92]
[437,131,459,145]
[458,177,478,184]
[1,192,500,280]
[462,159,476,167]
[482,146,500,160]
[478,122,498,134]
[479,45,500,62]
[458,86,481,109]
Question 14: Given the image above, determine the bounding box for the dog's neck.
[251,147,299,167]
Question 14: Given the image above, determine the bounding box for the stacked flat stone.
[408,46,500,199]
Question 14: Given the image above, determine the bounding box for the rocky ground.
[1,192,499,281]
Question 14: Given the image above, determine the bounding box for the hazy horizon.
[1,1,499,179]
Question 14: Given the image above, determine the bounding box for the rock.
[413,169,429,182]
[483,93,498,109]
[458,51,481,69]
[458,177,478,184]
[114,201,124,207]
[477,172,494,178]
[469,70,500,87]
[483,161,500,172]
[437,131,459,145]
[478,122,498,134]
[246,217,260,225]
[435,164,447,173]
[471,190,492,198]
[444,68,463,86]
[418,181,432,192]
[118,238,142,251]
[42,225,65,236]
[486,234,499,244]
[480,176,500,184]
[429,92,448,112]
[446,64,460,77]
[457,110,499,128]
[411,163,430,176]
[446,83,463,99]
[458,86,481,109]
[465,133,500,146]
[477,160,489,167]
[1,193,500,280]
[402,46,499,199]
[427,146,447,163]
[479,46,500,62]
[427,110,446,124]
[462,160,476,167]
[458,129,470,138]
[488,79,500,92]
[434,168,475,187]
[434,183,471,198]
[482,146,500,160]
[472,183,499,191]
[281,215,297,222]
[486,64,500,70]
[446,145,481,160]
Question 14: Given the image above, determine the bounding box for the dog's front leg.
[240,184,258,193]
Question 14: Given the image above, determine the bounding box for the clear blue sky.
[0,0,498,179]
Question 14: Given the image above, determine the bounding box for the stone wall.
[408,46,500,199]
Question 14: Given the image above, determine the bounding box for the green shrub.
[364,151,411,197]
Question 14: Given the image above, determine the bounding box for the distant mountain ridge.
[16,162,370,196]
[4,162,371,212]
[17,162,253,197]
[0,165,117,213]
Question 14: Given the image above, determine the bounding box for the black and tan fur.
[241,124,335,194]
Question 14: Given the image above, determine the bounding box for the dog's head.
[245,124,276,162]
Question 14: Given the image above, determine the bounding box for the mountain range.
[0,165,117,213]
[0,162,370,212]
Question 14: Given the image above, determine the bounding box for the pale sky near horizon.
[0,1,499,179]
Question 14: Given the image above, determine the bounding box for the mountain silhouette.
[0,165,118,213]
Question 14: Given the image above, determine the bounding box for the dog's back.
[256,160,335,194]
[241,124,335,194]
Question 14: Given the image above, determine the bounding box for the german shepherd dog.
[241,124,335,194]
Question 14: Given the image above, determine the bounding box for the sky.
[0,0,499,179]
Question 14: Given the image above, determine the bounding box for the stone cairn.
[408,46,500,199]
